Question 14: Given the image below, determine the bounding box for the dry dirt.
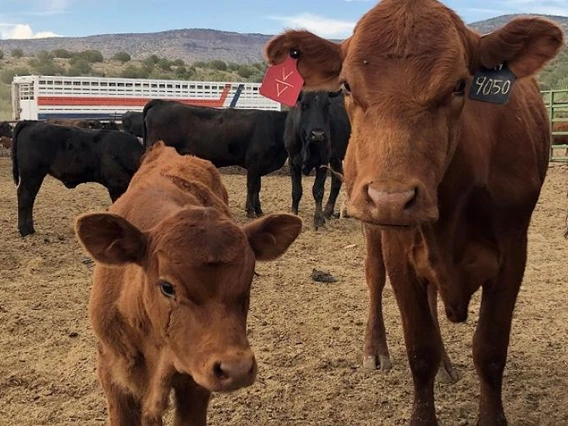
[0,157,567,426]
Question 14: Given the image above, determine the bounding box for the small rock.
[69,332,79,338]
[344,244,357,249]
[311,269,337,283]
[81,257,94,265]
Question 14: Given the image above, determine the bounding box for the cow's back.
[112,142,229,231]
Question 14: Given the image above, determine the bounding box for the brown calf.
[75,141,302,425]
[266,0,563,424]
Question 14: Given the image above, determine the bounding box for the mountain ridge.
[0,14,566,64]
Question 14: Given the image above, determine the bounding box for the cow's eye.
[341,81,351,94]
[159,281,175,298]
[453,79,467,96]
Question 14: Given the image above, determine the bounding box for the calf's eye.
[159,281,176,298]
[453,79,467,96]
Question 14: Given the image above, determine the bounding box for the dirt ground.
[0,157,567,426]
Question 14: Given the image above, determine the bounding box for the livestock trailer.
[11,75,281,121]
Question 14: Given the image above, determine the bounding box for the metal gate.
[542,89,568,163]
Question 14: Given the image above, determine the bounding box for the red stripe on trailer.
[37,84,233,108]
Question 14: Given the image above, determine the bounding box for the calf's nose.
[212,353,257,391]
[367,184,417,211]
[310,129,326,141]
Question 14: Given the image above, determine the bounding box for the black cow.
[100,120,121,131]
[12,121,144,237]
[122,111,144,137]
[143,99,289,218]
[284,91,351,229]
[0,121,13,138]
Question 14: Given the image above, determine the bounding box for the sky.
[0,0,566,40]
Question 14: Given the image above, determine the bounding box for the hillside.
[0,29,272,64]
[468,14,568,34]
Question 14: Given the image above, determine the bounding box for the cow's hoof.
[363,354,392,371]
[19,227,35,237]
[436,363,459,384]
[254,210,264,217]
[246,211,256,219]
[323,210,339,219]
[313,217,325,230]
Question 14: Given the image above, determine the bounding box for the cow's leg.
[388,249,441,425]
[253,175,264,217]
[98,358,142,426]
[473,239,526,426]
[172,376,211,426]
[427,285,459,384]
[362,226,392,371]
[245,171,259,218]
[312,166,327,229]
[17,174,45,237]
[290,161,303,215]
[324,158,343,219]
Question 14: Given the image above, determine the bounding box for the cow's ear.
[477,17,564,78]
[75,213,146,266]
[243,214,302,261]
[265,30,346,91]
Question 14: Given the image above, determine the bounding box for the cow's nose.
[367,184,418,212]
[212,353,256,391]
[310,129,326,141]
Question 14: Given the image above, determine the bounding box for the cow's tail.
[11,120,27,185]
[142,99,160,150]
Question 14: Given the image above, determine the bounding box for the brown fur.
[265,0,563,424]
[0,136,11,150]
[75,141,302,425]
[46,119,98,129]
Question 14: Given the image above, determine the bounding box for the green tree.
[11,48,24,58]
[237,65,256,79]
[172,59,185,66]
[0,50,4,60]
[52,48,71,58]
[121,65,149,79]
[1,67,30,84]
[157,58,172,71]
[112,51,131,63]
[208,60,227,71]
[67,59,91,75]
[193,60,207,68]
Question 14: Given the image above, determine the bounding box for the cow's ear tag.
[260,49,304,107]
[468,62,516,104]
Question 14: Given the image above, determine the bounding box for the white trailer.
[11,75,281,121]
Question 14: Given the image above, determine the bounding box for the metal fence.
[542,88,568,163]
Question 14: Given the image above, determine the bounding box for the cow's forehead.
[346,0,466,67]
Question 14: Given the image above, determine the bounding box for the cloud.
[268,13,355,37]
[0,24,60,39]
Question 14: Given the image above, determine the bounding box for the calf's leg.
[290,161,303,215]
[362,226,391,371]
[473,238,526,426]
[253,175,264,216]
[324,158,343,219]
[386,240,441,425]
[312,166,327,229]
[98,358,142,426]
[245,171,261,218]
[427,285,459,384]
[172,375,211,426]
[17,173,45,236]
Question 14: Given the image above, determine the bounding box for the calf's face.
[266,0,563,227]
[76,208,302,392]
[295,92,336,174]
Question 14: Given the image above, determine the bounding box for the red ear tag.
[260,56,304,107]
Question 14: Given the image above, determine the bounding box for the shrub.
[208,60,227,71]
[112,51,131,63]
[52,48,72,58]
[157,58,172,71]
[11,48,24,58]
[1,67,30,84]
[237,65,256,79]
[120,65,149,79]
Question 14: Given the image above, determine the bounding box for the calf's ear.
[75,213,146,266]
[265,31,346,91]
[478,17,564,78]
[243,214,302,261]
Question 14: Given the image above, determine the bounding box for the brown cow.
[75,141,302,425]
[46,118,101,129]
[265,0,563,424]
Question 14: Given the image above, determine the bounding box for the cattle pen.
[542,88,568,162]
